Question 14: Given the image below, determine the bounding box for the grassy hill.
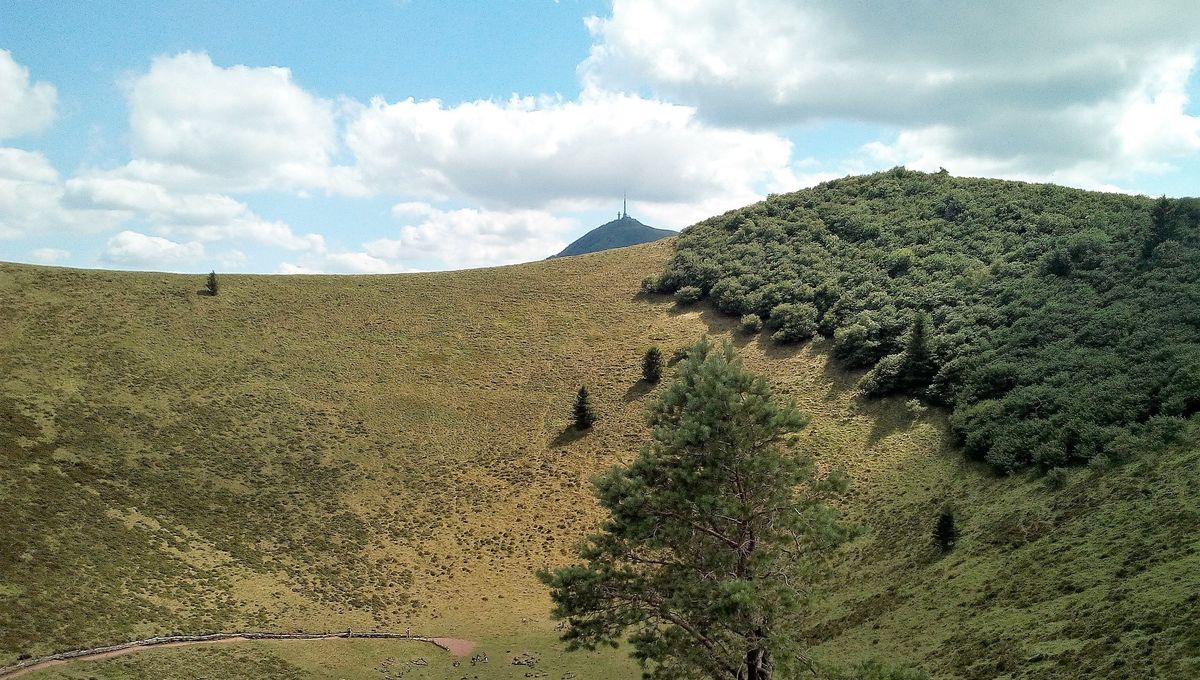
[3,210,1198,678]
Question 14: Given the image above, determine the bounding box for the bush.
[768,303,818,343]
[674,286,703,306]
[640,275,665,294]
[1043,467,1069,490]
[641,347,663,384]
[572,386,596,430]
[860,353,906,397]
[739,313,763,334]
[832,323,884,368]
[205,270,218,296]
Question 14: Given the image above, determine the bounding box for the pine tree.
[934,506,958,553]
[206,270,218,296]
[572,386,596,430]
[904,312,933,388]
[641,346,663,384]
[1147,195,1176,257]
[541,339,850,680]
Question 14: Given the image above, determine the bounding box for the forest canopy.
[650,169,1200,471]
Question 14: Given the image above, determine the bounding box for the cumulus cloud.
[345,89,795,220]
[0,148,125,238]
[30,247,70,263]
[124,52,354,193]
[63,176,326,251]
[583,0,1200,180]
[101,230,205,269]
[277,251,416,275]
[0,50,57,139]
[362,202,575,269]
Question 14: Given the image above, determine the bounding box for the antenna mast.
[622,192,627,218]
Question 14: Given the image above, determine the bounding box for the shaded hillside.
[553,214,675,257]
[651,169,1200,471]
[2,233,1198,678]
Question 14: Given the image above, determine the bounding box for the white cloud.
[124,52,353,193]
[363,202,575,268]
[30,247,70,263]
[0,148,125,238]
[63,176,325,251]
[0,50,57,139]
[861,53,1200,190]
[101,230,205,269]
[277,250,416,275]
[345,89,795,221]
[583,0,1200,182]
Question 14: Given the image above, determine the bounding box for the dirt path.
[0,631,478,679]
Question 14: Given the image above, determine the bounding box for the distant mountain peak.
[552,211,675,258]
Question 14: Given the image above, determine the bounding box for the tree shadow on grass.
[551,426,589,449]
[860,397,922,446]
[810,342,867,403]
[623,381,654,402]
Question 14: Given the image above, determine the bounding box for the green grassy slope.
[3,232,1198,678]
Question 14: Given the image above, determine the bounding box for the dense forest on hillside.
[649,169,1200,471]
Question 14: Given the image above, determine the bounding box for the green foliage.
[933,507,957,553]
[674,285,703,306]
[768,303,818,344]
[739,313,764,334]
[572,386,596,430]
[540,339,850,680]
[642,346,664,384]
[657,169,1200,471]
[859,353,906,398]
[206,270,218,296]
[641,275,665,294]
[1043,466,1069,490]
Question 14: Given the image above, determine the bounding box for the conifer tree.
[934,506,958,553]
[642,346,663,384]
[541,339,850,680]
[572,386,596,430]
[904,312,933,388]
[206,270,218,296]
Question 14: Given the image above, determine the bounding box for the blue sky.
[1,1,1198,273]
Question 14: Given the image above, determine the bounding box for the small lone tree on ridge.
[572,386,596,430]
[206,270,219,296]
[642,346,663,384]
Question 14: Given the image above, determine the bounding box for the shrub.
[205,270,218,296]
[739,313,763,334]
[768,302,818,343]
[674,286,703,306]
[640,275,665,294]
[905,398,928,417]
[860,353,906,397]
[572,386,596,430]
[708,276,749,314]
[1043,467,1069,490]
[641,347,663,384]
